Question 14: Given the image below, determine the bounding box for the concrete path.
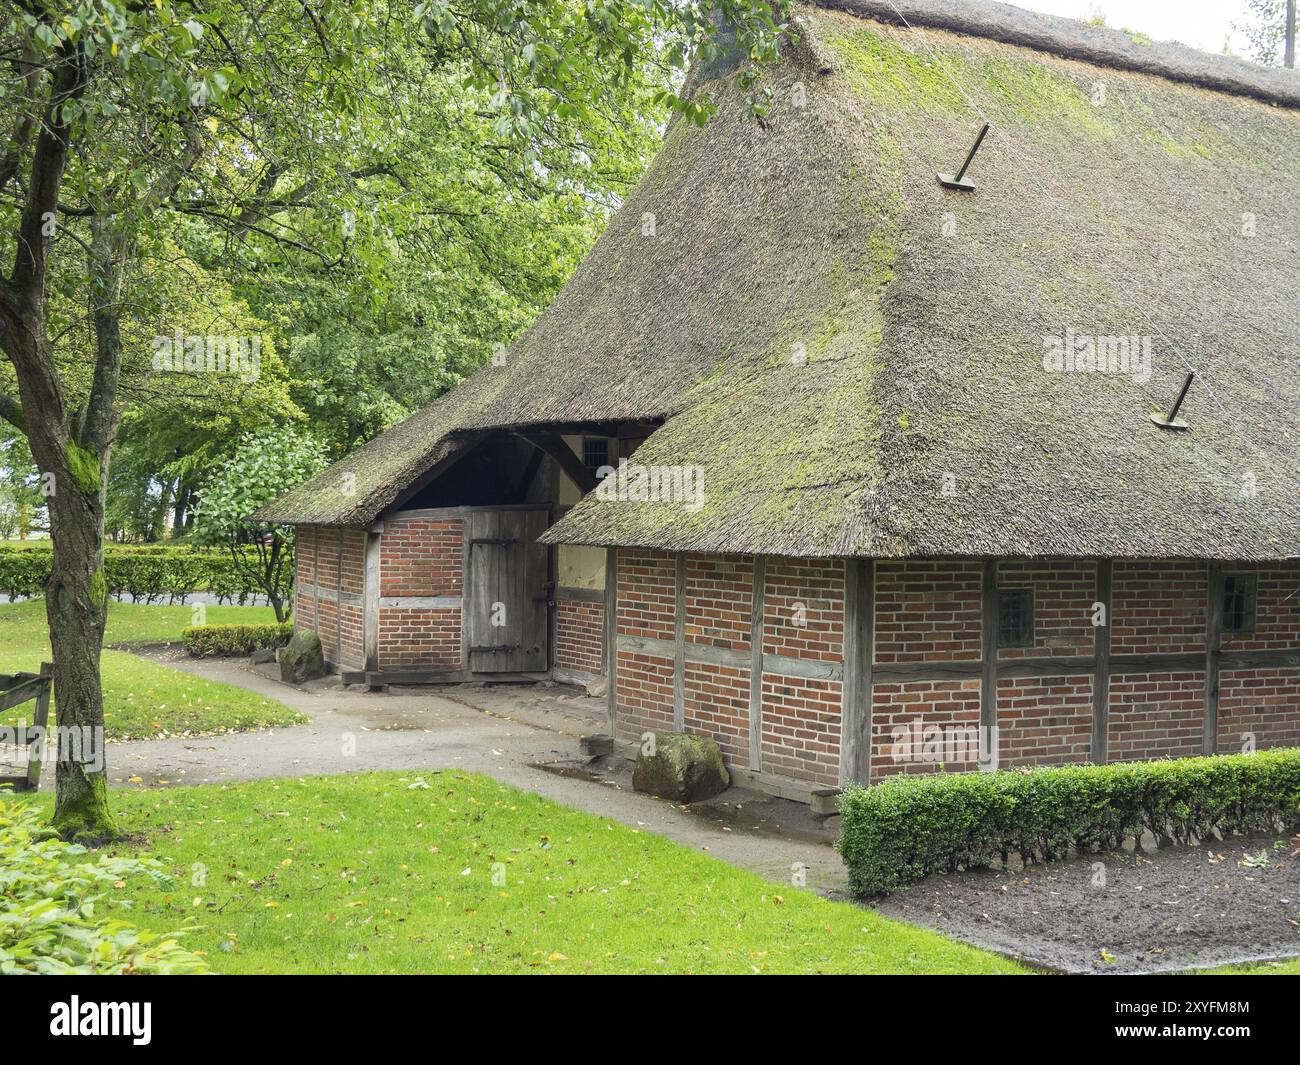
[82,649,849,896]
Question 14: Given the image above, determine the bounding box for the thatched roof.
[258,0,1300,561]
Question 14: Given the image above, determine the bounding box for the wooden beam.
[363,530,381,673]
[1092,559,1112,764]
[980,560,999,769]
[749,556,765,772]
[840,558,873,786]
[605,547,618,736]
[517,432,597,495]
[673,553,686,731]
[1204,561,1224,756]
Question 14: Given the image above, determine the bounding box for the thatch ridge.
[818,0,1300,108]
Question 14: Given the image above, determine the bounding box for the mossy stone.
[633,731,731,803]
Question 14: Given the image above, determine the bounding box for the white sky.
[1022,0,1255,56]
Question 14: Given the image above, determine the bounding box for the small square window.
[1223,573,1257,635]
[998,588,1035,648]
[581,437,610,475]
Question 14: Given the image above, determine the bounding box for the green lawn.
[0,599,305,740]
[69,771,1028,974]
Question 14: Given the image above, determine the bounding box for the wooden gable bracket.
[516,432,598,495]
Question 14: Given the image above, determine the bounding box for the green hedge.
[837,751,1300,896]
[0,798,207,974]
[0,543,290,604]
[182,622,294,657]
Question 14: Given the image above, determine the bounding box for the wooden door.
[465,509,549,673]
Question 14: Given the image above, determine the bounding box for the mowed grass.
[0,599,305,740]
[66,771,1028,975]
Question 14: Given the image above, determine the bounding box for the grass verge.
[46,771,1031,974]
[0,599,305,740]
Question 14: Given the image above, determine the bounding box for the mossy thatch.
[258,1,1300,561]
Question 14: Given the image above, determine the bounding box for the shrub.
[0,543,291,604]
[837,750,1300,896]
[0,798,207,974]
[182,622,294,657]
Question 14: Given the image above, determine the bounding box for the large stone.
[632,732,730,804]
[279,629,325,683]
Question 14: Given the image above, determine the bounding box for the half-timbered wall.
[608,551,1300,795]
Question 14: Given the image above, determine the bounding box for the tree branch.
[0,391,24,434]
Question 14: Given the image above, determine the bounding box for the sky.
[1022,0,1256,56]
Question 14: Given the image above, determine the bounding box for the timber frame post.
[840,558,873,786]
[979,560,999,769]
[363,524,383,675]
[1204,561,1224,755]
[605,547,618,736]
[1091,559,1113,764]
[748,557,765,772]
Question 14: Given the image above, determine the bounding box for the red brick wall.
[294,525,316,635]
[1217,670,1300,754]
[759,559,844,783]
[1108,672,1205,760]
[1112,561,1206,654]
[996,560,1096,660]
[870,679,982,778]
[555,595,604,677]
[376,515,464,671]
[684,556,753,768]
[995,676,1093,767]
[380,518,462,597]
[378,606,461,669]
[685,662,752,769]
[874,561,982,662]
[614,550,676,742]
[1222,565,1300,652]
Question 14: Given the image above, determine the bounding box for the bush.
[837,750,1300,896]
[0,543,291,604]
[0,798,207,974]
[182,622,294,657]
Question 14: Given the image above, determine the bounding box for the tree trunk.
[44,472,117,840]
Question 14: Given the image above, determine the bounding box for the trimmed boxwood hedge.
[837,750,1300,896]
[182,622,294,657]
[0,544,288,604]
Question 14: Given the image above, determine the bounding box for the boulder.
[249,646,278,666]
[632,731,730,803]
[279,629,325,683]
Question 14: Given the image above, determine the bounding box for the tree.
[1236,0,1297,65]
[194,429,325,622]
[0,1,785,840]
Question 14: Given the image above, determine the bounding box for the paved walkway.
[83,650,849,896]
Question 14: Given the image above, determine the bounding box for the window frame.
[1222,572,1258,636]
[997,586,1036,649]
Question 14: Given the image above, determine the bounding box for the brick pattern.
[376,515,464,671]
[378,607,461,669]
[1112,561,1206,654]
[615,550,677,742]
[615,652,675,743]
[763,558,843,661]
[379,518,462,597]
[1222,564,1300,652]
[1217,670,1300,753]
[874,561,982,662]
[555,596,604,676]
[1108,673,1205,760]
[996,560,1096,660]
[684,662,751,769]
[760,673,841,785]
[995,676,1093,766]
[617,551,676,641]
[685,555,752,650]
[870,680,982,778]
